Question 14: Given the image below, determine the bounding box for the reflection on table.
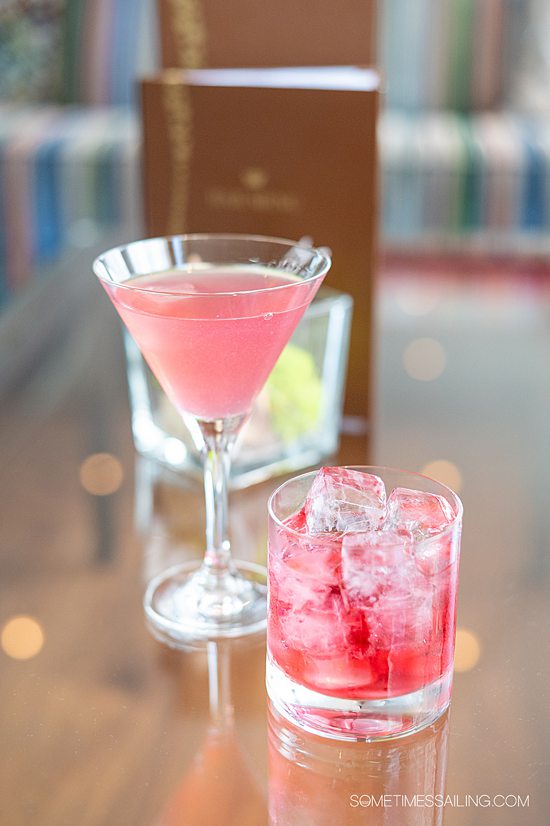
[268,703,449,826]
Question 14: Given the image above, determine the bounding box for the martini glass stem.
[198,416,246,578]
[203,430,232,573]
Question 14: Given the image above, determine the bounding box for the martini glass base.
[144,559,267,646]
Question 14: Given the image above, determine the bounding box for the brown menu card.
[157,0,377,69]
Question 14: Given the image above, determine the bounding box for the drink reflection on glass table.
[268,701,449,826]
[153,635,267,826]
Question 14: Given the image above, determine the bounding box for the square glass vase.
[124,286,353,489]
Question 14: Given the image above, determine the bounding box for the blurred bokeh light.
[421,459,462,494]
[1,616,45,660]
[403,337,446,381]
[79,453,124,496]
[454,628,482,673]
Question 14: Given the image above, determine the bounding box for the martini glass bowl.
[93,234,330,644]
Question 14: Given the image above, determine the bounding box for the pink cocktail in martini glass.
[93,235,330,643]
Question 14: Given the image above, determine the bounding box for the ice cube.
[387,487,457,576]
[271,524,342,610]
[283,542,342,587]
[386,487,454,540]
[278,591,348,655]
[302,652,375,694]
[341,530,434,649]
[304,467,386,534]
[341,530,409,603]
[283,507,307,534]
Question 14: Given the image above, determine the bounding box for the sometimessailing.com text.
[349,794,530,809]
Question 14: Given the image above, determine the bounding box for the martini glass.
[93,234,330,643]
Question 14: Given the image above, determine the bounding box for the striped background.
[380,111,550,249]
[0,105,140,305]
[2,104,550,305]
[380,0,526,112]
[1,0,549,306]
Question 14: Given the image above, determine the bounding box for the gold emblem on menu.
[206,169,300,214]
[240,168,269,191]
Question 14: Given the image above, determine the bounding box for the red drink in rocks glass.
[266,466,463,740]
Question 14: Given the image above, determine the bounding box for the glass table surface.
[0,251,548,825]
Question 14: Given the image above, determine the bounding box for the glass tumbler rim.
[92,232,331,298]
[267,464,463,542]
